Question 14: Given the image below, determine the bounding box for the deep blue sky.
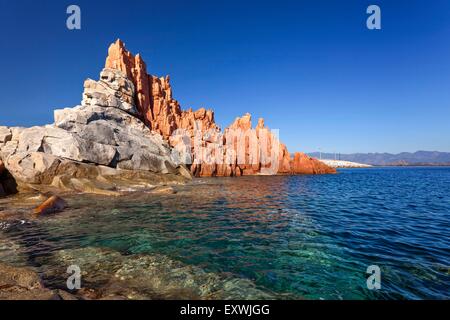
[1,0,449,153]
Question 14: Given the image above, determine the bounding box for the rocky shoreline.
[0,40,333,300]
[0,39,334,200]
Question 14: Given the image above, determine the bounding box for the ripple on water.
[0,167,449,299]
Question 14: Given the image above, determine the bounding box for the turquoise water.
[1,167,449,299]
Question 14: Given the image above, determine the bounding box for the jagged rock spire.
[103,40,335,176]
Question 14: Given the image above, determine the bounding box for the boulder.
[33,195,68,216]
[5,152,62,185]
[39,247,284,300]
[150,186,177,194]
[0,263,43,290]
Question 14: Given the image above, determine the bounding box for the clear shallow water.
[1,167,449,299]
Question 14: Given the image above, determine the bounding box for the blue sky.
[0,0,449,153]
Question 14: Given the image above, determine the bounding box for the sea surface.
[1,167,449,299]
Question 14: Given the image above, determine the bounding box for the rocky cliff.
[0,39,334,197]
[104,39,335,177]
[0,68,191,196]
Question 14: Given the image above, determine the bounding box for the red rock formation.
[105,40,153,126]
[105,39,218,140]
[290,152,336,174]
[104,39,335,176]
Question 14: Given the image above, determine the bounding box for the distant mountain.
[307,151,450,166]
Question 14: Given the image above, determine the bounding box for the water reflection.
[0,168,449,299]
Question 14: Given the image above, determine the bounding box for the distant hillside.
[307,151,450,166]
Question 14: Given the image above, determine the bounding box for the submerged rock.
[39,246,287,300]
[0,263,78,300]
[150,186,177,195]
[33,195,68,216]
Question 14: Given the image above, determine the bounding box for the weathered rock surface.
[0,127,12,147]
[290,152,336,174]
[39,246,287,300]
[0,67,191,195]
[0,158,17,197]
[0,39,334,195]
[0,263,55,300]
[104,39,335,177]
[0,263,78,300]
[82,68,138,116]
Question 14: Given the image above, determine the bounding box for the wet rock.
[55,289,79,300]
[150,186,177,195]
[0,263,58,300]
[33,195,68,216]
[0,126,12,147]
[177,165,193,179]
[40,247,287,300]
[5,152,62,185]
[67,177,121,196]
